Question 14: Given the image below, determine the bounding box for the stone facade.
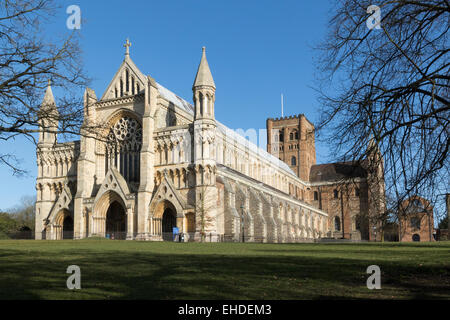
[35,43,329,242]
[267,116,386,241]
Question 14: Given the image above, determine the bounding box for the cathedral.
[35,41,385,242]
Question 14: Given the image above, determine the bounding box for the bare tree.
[315,0,449,223]
[7,195,35,230]
[0,0,89,175]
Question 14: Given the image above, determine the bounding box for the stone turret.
[192,46,217,165]
[35,80,60,239]
[192,47,218,241]
[38,81,59,146]
[193,47,216,121]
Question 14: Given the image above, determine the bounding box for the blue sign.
[173,227,179,235]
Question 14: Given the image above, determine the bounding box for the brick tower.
[266,115,316,181]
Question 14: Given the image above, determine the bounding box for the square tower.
[266,114,316,181]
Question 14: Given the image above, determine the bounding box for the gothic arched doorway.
[53,209,73,240]
[106,201,126,240]
[62,215,74,239]
[162,207,177,241]
[150,199,181,241]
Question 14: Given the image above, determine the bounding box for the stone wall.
[217,166,328,242]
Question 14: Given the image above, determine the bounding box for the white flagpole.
[281,93,284,117]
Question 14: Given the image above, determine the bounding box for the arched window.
[279,131,284,142]
[125,69,129,93]
[106,117,142,184]
[314,191,319,201]
[333,189,339,198]
[204,94,209,115]
[291,156,296,166]
[198,92,204,116]
[291,130,298,140]
[334,216,341,231]
[355,188,360,197]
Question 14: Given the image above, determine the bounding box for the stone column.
[126,206,134,240]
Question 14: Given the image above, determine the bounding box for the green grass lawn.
[0,240,449,300]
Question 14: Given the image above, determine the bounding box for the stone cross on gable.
[124,38,131,56]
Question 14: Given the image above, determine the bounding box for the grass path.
[0,240,449,299]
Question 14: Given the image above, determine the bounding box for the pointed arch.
[148,171,188,217]
[91,189,127,239]
[94,167,130,211]
[101,57,146,100]
[50,209,73,240]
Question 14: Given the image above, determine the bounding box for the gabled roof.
[156,82,194,114]
[101,56,147,100]
[149,170,192,216]
[94,166,131,206]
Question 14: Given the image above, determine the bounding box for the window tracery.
[105,117,142,184]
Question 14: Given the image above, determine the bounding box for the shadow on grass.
[0,246,449,300]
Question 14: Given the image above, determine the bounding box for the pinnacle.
[193,46,215,89]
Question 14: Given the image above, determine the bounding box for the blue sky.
[0,0,334,210]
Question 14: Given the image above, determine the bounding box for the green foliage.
[0,212,18,234]
[0,231,11,240]
[7,196,35,231]
[0,196,35,237]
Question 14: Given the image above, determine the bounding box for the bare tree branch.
[314,0,449,225]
